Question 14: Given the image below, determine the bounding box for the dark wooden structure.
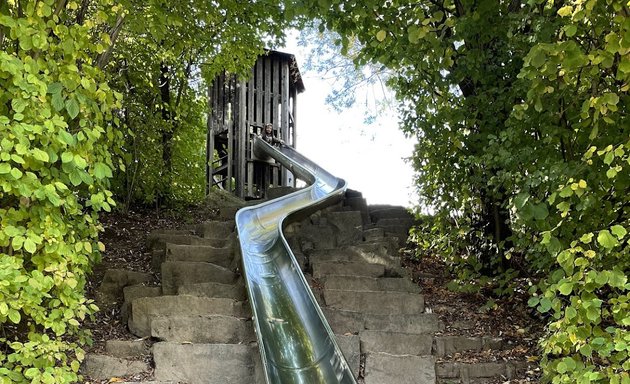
[206,50,305,199]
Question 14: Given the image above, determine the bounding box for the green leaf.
[47,82,63,94]
[11,98,27,113]
[74,154,87,168]
[24,238,37,253]
[94,162,113,179]
[597,230,619,249]
[65,98,80,119]
[0,163,10,173]
[52,92,65,112]
[376,30,387,42]
[8,309,21,324]
[10,168,22,179]
[61,152,74,163]
[32,148,50,162]
[557,6,573,17]
[558,281,573,295]
[59,130,75,146]
[564,25,577,37]
[610,225,627,239]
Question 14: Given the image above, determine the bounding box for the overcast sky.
[281,35,418,208]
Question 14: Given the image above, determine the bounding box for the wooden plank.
[226,75,233,193]
[264,57,272,125]
[255,59,263,130]
[246,69,255,198]
[281,62,289,143]
[291,87,298,148]
[237,79,247,198]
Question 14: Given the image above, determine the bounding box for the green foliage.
[106,0,294,208]
[0,0,121,382]
[295,0,629,382]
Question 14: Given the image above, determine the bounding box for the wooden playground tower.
[206,50,305,199]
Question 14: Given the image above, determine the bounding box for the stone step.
[122,285,162,323]
[97,269,152,303]
[161,261,237,295]
[164,243,234,267]
[312,261,385,279]
[196,220,235,239]
[147,233,227,251]
[308,243,400,269]
[323,308,442,335]
[435,336,504,357]
[369,206,413,221]
[81,354,150,381]
[436,361,528,382]
[324,289,424,315]
[325,211,364,246]
[336,334,361,379]
[151,315,255,344]
[177,281,247,300]
[128,295,249,337]
[153,342,264,384]
[360,330,433,356]
[363,353,436,384]
[105,340,151,358]
[324,275,420,293]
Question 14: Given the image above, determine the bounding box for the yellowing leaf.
[557,5,573,17]
[376,30,387,42]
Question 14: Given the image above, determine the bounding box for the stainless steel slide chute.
[235,136,357,384]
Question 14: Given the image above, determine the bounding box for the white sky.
[281,36,418,208]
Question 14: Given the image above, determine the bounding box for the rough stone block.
[300,225,336,250]
[336,334,361,378]
[128,295,248,337]
[363,228,384,241]
[196,220,234,239]
[161,261,236,295]
[312,261,385,279]
[151,315,254,343]
[326,211,364,246]
[361,330,433,356]
[147,233,226,251]
[177,282,246,300]
[322,308,365,334]
[324,290,424,315]
[121,285,161,324]
[364,313,442,334]
[81,354,149,380]
[435,336,483,357]
[364,353,435,384]
[153,342,258,384]
[164,243,233,267]
[309,244,399,269]
[98,269,152,303]
[105,340,151,358]
[324,275,419,293]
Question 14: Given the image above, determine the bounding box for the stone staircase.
[83,191,529,384]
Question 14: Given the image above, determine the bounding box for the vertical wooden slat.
[291,88,298,149]
[264,57,272,125]
[226,75,233,193]
[237,79,247,198]
[255,59,263,129]
[247,69,255,197]
[206,81,213,195]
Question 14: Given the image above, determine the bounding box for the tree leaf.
[376,30,387,42]
[610,225,627,239]
[65,98,80,119]
[597,230,618,249]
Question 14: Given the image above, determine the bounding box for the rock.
[363,353,435,384]
[312,261,385,279]
[325,211,363,246]
[153,342,259,383]
[81,354,149,380]
[196,220,235,239]
[324,290,424,315]
[435,336,483,357]
[97,269,152,303]
[161,261,237,295]
[164,243,234,266]
[177,282,247,300]
[150,315,255,343]
[121,285,162,324]
[361,330,433,356]
[336,334,361,378]
[105,340,151,358]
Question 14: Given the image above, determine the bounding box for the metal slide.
[235,136,358,384]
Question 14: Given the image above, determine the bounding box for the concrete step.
[336,334,360,378]
[177,281,247,300]
[81,354,150,381]
[195,220,235,239]
[153,342,264,384]
[312,261,385,279]
[97,269,152,303]
[122,285,162,323]
[324,289,424,315]
[128,295,249,337]
[147,233,227,250]
[308,243,400,269]
[161,261,237,295]
[164,243,234,267]
[151,315,255,344]
[364,353,436,384]
[105,340,151,358]
[435,336,504,357]
[325,211,364,246]
[322,308,442,335]
[324,275,420,293]
[436,361,528,382]
[360,330,433,356]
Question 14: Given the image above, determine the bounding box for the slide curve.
[235,136,358,384]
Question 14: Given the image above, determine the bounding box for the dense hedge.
[0,1,121,382]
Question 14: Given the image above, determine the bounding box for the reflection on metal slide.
[235,136,358,384]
